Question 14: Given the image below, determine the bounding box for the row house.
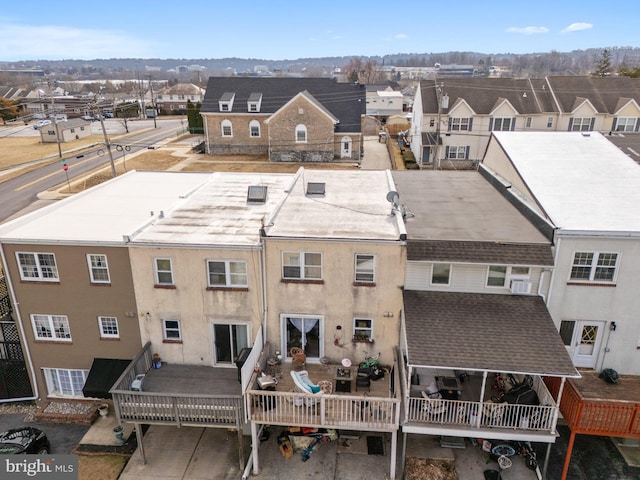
[390,170,578,466]
[154,83,205,115]
[410,76,640,168]
[0,168,407,478]
[199,77,365,162]
[481,131,640,479]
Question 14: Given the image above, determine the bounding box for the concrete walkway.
[361,135,392,170]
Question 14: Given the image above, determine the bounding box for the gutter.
[0,245,38,402]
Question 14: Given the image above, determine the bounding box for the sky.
[0,0,638,62]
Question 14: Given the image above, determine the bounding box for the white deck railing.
[405,375,558,433]
[247,390,400,432]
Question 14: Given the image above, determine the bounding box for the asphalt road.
[0,413,89,455]
[0,118,186,223]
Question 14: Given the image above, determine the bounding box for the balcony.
[246,359,400,433]
[110,342,244,428]
[403,370,560,442]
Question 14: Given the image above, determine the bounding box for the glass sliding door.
[213,323,248,365]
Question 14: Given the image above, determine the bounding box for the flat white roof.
[0,171,210,244]
[132,171,294,246]
[493,132,640,234]
[264,169,402,241]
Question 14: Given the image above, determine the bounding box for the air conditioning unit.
[510,279,532,294]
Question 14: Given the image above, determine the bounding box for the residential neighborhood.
[1,11,640,479]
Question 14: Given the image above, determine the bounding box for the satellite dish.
[386,191,399,205]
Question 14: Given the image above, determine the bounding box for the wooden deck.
[546,371,640,438]
[246,361,400,432]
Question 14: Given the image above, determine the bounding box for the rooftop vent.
[247,185,267,203]
[306,182,325,195]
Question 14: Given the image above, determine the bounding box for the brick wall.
[205,114,269,155]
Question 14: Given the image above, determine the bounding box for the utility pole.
[94,94,117,178]
[47,78,62,159]
[148,75,157,128]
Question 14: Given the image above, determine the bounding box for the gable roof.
[419,78,557,116]
[403,290,579,376]
[264,90,339,125]
[545,76,640,114]
[490,131,640,234]
[201,77,365,133]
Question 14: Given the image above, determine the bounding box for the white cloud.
[561,22,593,33]
[506,26,549,35]
[0,23,157,60]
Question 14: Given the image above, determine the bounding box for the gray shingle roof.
[407,240,553,265]
[201,77,365,133]
[419,78,558,115]
[545,75,640,114]
[403,290,578,376]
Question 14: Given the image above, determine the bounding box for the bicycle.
[359,351,380,369]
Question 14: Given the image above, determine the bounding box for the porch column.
[542,442,552,480]
[135,423,146,464]
[477,371,488,428]
[251,422,260,475]
[236,415,244,470]
[389,430,397,480]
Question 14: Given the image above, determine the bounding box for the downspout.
[0,245,38,402]
[546,236,561,306]
[259,226,268,347]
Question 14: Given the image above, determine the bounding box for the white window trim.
[569,251,619,283]
[282,251,323,280]
[221,119,233,137]
[249,120,261,138]
[570,117,592,131]
[430,263,451,286]
[43,368,88,398]
[353,318,373,340]
[450,117,470,131]
[615,117,637,132]
[163,319,182,341]
[31,314,72,342]
[492,117,513,131]
[87,254,110,283]
[154,257,174,285]
[486,265,508,288]
[355,254,375,283]
[16,252,59,282]
[98,316,119,338]
[207,260,248,287]
[447,146,468,160]
[295,124,307,143]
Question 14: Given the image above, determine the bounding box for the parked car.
[33,120,52,130]
[0,427,50,454]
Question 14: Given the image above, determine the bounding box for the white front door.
[562,320,604,368]
[341,136,352,158]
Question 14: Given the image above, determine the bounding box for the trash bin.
[235,347,252,383]
[113,425,125,446]
[483,470,501,480]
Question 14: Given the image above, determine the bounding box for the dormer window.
[219,92,235,112]
[247,93,262,112]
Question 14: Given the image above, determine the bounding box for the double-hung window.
[154,258,174,286]
[163,319,181,341]
[87,254,110,283]
[16,252,58,281]
[487,265,508,287]
[613,117,638,132]
[207,260,248,287]
[569,117,594,132]
[221,120,233,137]
[449,117,471,131]
[98,316,119,338]
[249,120,260,138]
[445,146,469,159]
[355,254,375,283]
[570,252,618,282]
[282,252,322,280]
[353,318,373,340]
[491,117,514,131]
[31,314,71,342]
[295,125,307,143]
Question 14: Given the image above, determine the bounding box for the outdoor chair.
[290,347,306,370]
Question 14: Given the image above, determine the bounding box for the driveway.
[0,413,89,454]
[361,135,391,170]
